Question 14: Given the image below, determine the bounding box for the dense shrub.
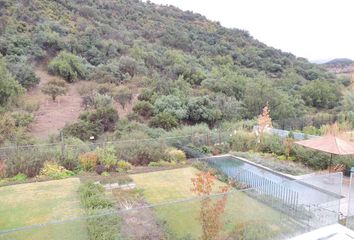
[292,146,329,170]
[5,147,60,177]
[153,95,187,120]
[79,152,98,171]
[116,131,168,165]
[166,148,187,163]
[259,134,284,155]
[80,107,119,133]
[132,101,154,118]
[149,112,179,130]
[60,137,90,170]
[229,130,257,152]
[63,121,101,141]
[78,183,120,240]
[0,58,24,108]
[300,80,341,109]
[79,183,113,209]
[48,51,88,82]
[5,57,39,89]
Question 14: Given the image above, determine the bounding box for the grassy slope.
[130,167,299,239]
[0,178,87,240]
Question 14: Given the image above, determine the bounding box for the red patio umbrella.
[295,135,354,169]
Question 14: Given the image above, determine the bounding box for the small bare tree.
[191,171,230,240]
[257,103,272,144]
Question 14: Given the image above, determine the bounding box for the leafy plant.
[117,160,132,172]
[95,145,117,169]
[79,152,98,171]
[40,161,74,179]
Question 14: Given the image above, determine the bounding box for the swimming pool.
[203,155,342,206]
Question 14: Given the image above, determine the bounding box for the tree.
[186,96,222,126]
[258,103,272,134]
[0,59,24,107]
[242,77,301,120]
[300,80,341,109]
[48,51,88,82]
[191,171,230,240]
[114,86,133,109]
[41,78,68,101]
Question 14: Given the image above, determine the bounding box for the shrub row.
[228,130,354,171]
[78,183,121,240]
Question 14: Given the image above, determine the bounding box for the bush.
[79,152,98,171]
[78,183,120,240]
[149,112,178,130]
[41,78,68,101]
[79,182,113,210]
[19,99,40,112]
[80,107,119,132]
[48,51,88,82]
[5,147,59,177]
[11,111,34,127]
[292,146,329,170]
[63,121,101,141]
[113,86,133,109]
[0,58,25,107]
[10,173,27,182]
[132,101,154,118]
[117,160,132,172]
[95,164,105,175]
[229,130,257,152]
[259,134,284,155]
[95,145,117,170]
[116,131,169,165]
[60,137,90,170]
[40,161,74,179]
[166,148,187,163]
[5,58,39,89]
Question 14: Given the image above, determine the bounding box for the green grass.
[0,178,88,240]
[130,167,302,239]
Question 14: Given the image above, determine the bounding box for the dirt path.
[27,68,84,139]
[119,201,166,240]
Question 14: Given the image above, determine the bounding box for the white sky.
[148,0,354,62]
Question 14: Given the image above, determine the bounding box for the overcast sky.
[148,0,354,62]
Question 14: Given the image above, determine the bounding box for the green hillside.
[0,0,351,143]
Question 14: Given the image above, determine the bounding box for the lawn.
[130,167,302,239]
[0,178,88,240]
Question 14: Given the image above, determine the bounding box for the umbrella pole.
[329,154,333,173]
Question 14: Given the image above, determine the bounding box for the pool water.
[204,155,342,205]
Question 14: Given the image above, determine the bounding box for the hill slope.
[0,0,348,141]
